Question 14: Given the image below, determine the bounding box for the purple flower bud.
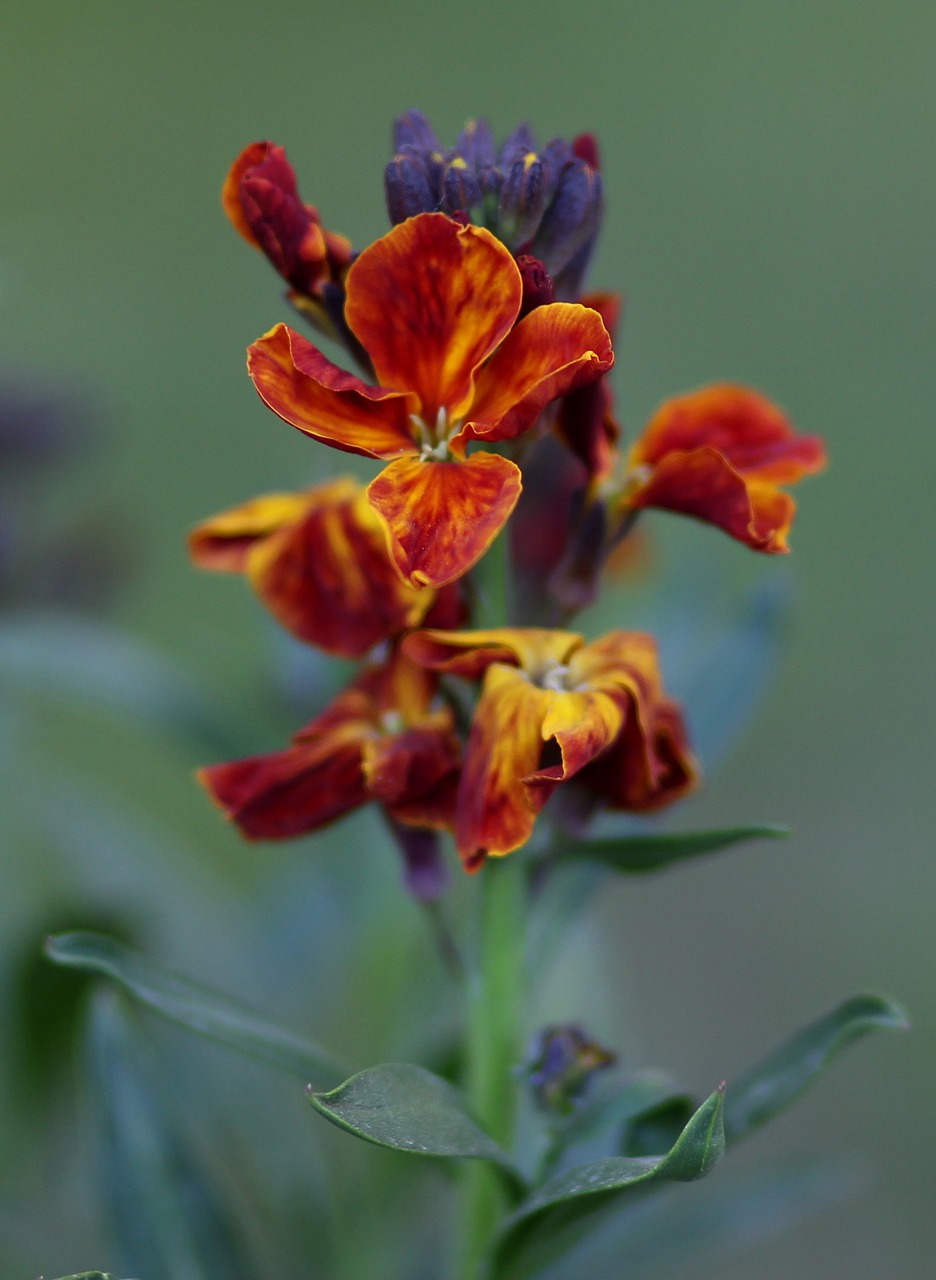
[385,152,438,224]
[525,1024,616,1114]
[498,153,548,249]
[393,109,442,155]
[531,160,604,275]
[498,122,537,170]
[440,157,481,217]
[454,118,495,170]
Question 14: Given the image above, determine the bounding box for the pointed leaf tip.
[558,824,788,874]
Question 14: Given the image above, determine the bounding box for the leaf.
[557,825,787,874]
[47,1274,127,1279]
[551,1070,680,1154]
[494,1088,725,1279]
[724,992,909,1142]
[308,1062,521,1179]
[87,991,258,1280]
[45,932,347,1088]
[0,610,241,755]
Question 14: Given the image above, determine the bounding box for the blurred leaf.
[0,610,241,754]
[308,1062,521,1178]
[494,1088,724,1279]
[543,1070,679,1166]
[557,825,787,874]
[46,932,347,1088]
[87,991,258,1280]
[48,1274,131,1280]
[724,992,909,1142]
[11,910,137,1106]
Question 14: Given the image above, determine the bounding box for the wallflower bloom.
[198,652,460,840]
[247,212,613,588]
[188,477,461,658]
[620,385,826,552]
[404,628,696,869]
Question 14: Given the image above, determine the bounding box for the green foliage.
[557,824,788,873]
[45,932,348,1086]
[493,1088,725,1279]
[87,992,258,1280]
[308,1062,522,1182]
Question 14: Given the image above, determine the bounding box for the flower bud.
[525,1024,616,1114]
[531,159,604,275]
[515,254,555,319]
[393,108,442,154]
[454,118,495,170]
[385,152,437,224]
[498,153,548,249]
[440,156,481,217]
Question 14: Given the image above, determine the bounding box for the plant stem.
[458,855,526,1279]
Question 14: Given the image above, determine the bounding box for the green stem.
[458,856,526,1279]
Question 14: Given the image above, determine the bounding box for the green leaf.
[45,932,347,1087]
[87,991,258,1280]
[557,824,787,874]
[539,1070,680,1174]
[47,1274,128,1279]
[724,992,909,1141]
[308,1062,521,1179]
[494,1088,725,1279]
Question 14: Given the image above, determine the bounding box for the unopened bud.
[454,118,495,170]
[498,152,548,248]
[525,1024,616,1114]
[531,159,604,275]
[516,254,555,319]
[385,152,437,224]
[440,156,481,217]
[392,109,441,154]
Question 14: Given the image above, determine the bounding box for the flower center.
[410,407,461,461]
[538,661,571,692]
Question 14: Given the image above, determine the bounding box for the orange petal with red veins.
[198,733,368,840]
[458,303,613,446]
[455,665,554,868]
[345,214,521,421]
[363,714,461,830]
[247,482,431,657]
[189,490,315,572]
[529,689,625,789]
[367,453,522,588]
[632,385,826,483]
[248,323,416,459]
[628,447,796,552]
[578,695,698,813]
[404,627,582,681]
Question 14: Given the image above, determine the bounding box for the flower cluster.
[195,110,825,880]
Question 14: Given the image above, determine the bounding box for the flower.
[384,111,604,298]
[620,385,826,552]
[247,212,613,589]
[198,651,461,841]
[188,477,463,658]
[403,627,697,869]
[222,141,353,342]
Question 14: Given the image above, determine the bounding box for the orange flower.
[198,652,460,841]
[188,477,462,657]
[247,212,613,589]
[621,385,826,552]
[404,628,696,870]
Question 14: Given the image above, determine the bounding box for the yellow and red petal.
[188,490,316,572]
[344,214,521,421]
[246,481,430,656]
[627,446,796,552]
[404,626,582,681]
[198,733,369,841]
[458,303,614,447]
[366,452,522,588]
[529,688,625,787]
[248,323,416,459]
[455,664,554,868]
[631,385,826,483]
[577,695,698,812]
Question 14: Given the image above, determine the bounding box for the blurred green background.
[1,1,933,1276]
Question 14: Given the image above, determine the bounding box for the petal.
[404,627,582,680]
[367,452,522,588]
[248,323,416,459]
[188,490,316,572]
[198,734,368,840]
[458,302,613,446]
[628,447,796,552]
[529,688,625,787]
[631,385,826,483]
[578,695,698,812]
[455,665,554,868]
[363,714,461,830]
[344,213,521,421]
[246,480,431,656]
